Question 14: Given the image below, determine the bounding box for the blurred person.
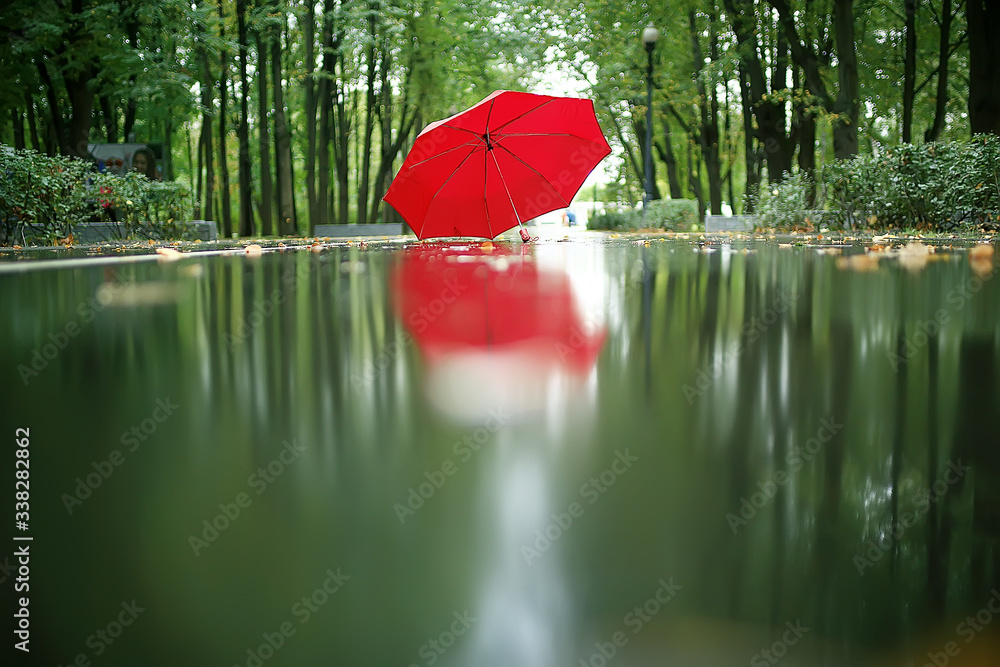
[131,147,159,180]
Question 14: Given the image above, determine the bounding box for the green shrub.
[1,146,193,245]
[751,171,828,229]
[587,199,699,232]
[587,208,636,231]
[824,135,1000,231]
[645,199,699,231]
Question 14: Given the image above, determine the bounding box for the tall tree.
[967,0,1000,135]
[217,0,233,237]
[196,4,216,221]
[724,0,795,181]
[766,0,860,158]
[236,0,254,235]
[303,0,319,233]
[902,0,917,142]
[255,28,274,235]
[924,0,955,142]
[271,22,296,234]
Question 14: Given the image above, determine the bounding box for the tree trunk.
[660,116,683,199]
[304,0,318,234]
[11,107,25,149]
[256,33,274,235]
[924,0,952,142]
[831,0,859,157]
[199,49,215,221]
[36,61,65,156]
[217,0,232,237]
[967,0,1000,135]
[120,2,140,141]
[902,0,917,142]
[271,36,296,235]
[336,83,351,223]
[237,0,254,235]
[689,9,723,214]
[687,141,704,214]
[24,91,40,152]
[163,115,173,181]
[194,124,203,218]
[358,12,378,225]
[316,0,336,228]
[99,95,117,143]
[725,0,793,183]
[738,64,761,210]
[793,67,817,204]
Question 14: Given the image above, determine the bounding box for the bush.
[1,146,193,245]
[751,171,829,230]
[587,208,636,231]
[587,199,699,232]
[645,199,699,231]
[824,135,1000,232]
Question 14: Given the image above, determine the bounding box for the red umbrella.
[383,91,611,241]
[392,245,605,374]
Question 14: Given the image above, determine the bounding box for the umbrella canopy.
[383,91,611,240]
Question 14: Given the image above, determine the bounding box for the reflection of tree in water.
[654,244,1000,661]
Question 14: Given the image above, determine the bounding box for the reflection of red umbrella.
[393,246,605,374]
[383,91,611,241]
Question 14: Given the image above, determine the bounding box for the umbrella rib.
[406,139,482,170]
[495,143,571,207]
[440,123,482,137]
[483,139,495,239]
[489,149,521,230]
[492,133,611,154]
[481,97,499,238]
[491,99,555,134]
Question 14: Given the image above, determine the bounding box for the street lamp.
[642,23,659,214]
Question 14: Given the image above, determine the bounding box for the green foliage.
[587,199,698,232]
[1,146,193,244]
[646,199,699,231]
[587,208,636,231]
[750,171,827,230]
[824,135,1000,231]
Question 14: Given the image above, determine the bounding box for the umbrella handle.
[519,227,531,243]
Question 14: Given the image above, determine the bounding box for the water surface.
[2,234,999,666]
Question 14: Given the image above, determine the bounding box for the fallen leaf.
[155,247,182,262]
[836,253,880,272]
[898,241,930,271]
[969,244,995,260]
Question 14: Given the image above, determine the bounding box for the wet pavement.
[1,230,999,666]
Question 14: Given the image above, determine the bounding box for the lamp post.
[642,23,659,214]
